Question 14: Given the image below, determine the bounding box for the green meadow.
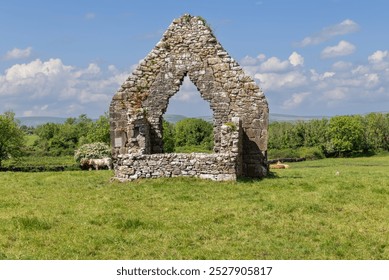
[0,155,388,260]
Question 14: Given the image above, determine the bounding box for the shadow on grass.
[237,171,279,183]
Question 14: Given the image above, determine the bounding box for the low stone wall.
[113,152,237,181]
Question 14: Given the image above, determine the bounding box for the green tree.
[49,122,79,155]
[0,111,25,166]
[268,121,294,150]
[363,113,389,152]
[174,118,213,150]
[79,113,110,145]
[303,119,329,148]
[33,114,110,156]
[327,115,364,156]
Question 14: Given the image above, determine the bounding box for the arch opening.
[162,75,214,153]
[165,76,213,118]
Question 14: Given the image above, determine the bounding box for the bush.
[268,146,324,160]
[268,148,300,159]
[174,118,213,149]
[74,142,111,164]
[298,146,325,160]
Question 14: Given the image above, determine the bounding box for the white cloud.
[368,50,388,64]
[254,71,307,90]
[365,73,380,88]
[242,52,304,76]
[171,76,200,102]
[310,69,335,81]
[74,63,101,78]
[257,53,266,61]
[241,53,266,66]
[298,19,359,47]
[3,47,32,60]
[289,52,304,66]
[321,40,356,58]
[368,50,389,72]
[241,47,389,115]
[0,58,130,117]
[259,57,290,72]
[283,92,311,109]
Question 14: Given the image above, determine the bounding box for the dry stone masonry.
[110,14,269,181]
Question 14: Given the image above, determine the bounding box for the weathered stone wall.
[114,153,237,181]
[113,116,242,181]
[110,14,269,181]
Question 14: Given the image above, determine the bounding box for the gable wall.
[110,15,269,180]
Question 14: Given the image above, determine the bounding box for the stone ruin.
[109,14,269,181]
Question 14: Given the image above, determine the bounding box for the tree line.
[30,115,214,156]
[0,112,110,166]
[1,110,388,167]
[0,111,214,166]
[269,113,389,159]
[29,114,110,156]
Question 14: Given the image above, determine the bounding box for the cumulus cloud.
[241,52,305,79]
[289,52,304,66]
[310,69,335,81]
[259,57,290,72]
[0,58,130,117]
[3,47,32,60]
[298,19,359,47]
[241,52,308,91]
[283,92,311,109]
[241,48,389,115]
[321,40,356,58]
[254,71,307,90]
[368,50,388,64]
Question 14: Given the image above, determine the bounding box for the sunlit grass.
[0,155,388,259]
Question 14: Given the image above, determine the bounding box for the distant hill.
[163,114,328,123]
[163,115,213,123]
[163,115,187,123]
[269,113,329,123]
[17,116,68,127]
[16,113,330,127]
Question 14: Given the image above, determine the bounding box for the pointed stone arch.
[110,14,269,180]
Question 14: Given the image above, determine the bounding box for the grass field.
[0,155,388,260]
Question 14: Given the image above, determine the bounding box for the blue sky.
[1,0,389,118]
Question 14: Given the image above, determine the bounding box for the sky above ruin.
[1,0,389,118]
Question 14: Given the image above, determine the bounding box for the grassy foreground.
[0,155,388,260]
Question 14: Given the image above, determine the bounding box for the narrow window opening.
[162,76,214,153]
